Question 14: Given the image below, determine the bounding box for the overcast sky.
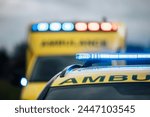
[0,0,150,53]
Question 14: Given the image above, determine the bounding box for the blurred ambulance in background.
[20,21,126,99]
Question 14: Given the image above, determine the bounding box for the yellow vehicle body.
[21,82,46,99]
[21,22,126,100]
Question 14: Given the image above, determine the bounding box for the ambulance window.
[30,56,81,81]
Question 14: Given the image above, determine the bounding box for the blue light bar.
[37,23,49,31]
[62,22,74,31]
[50,22,61,31]
[76,53,150,60]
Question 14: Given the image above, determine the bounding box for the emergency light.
[20,77,28,86]
[88,22,100,31]
[75,22,87,31]
[62,22,74,31]
[101,22,112,31]
[31,22,118,32]
[49,22,61,31]
[32,24,38,31]
[111,23,118,31]
[37,23,49,31]
[76,53,150,60]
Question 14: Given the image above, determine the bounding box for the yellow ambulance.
[20,21,126,99]
[38,53,150,100]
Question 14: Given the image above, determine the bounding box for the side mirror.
[20,77,28,87]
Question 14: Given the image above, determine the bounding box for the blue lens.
[76,53,150,60]
[76,53,91,60]
[32,24,38,31]
[50,22,61,31]
[62,23,74,31]
[37,23,49,31]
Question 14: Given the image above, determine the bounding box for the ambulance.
[21,21,126,99]
[38,53,150,100]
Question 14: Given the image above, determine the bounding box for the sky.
[0,0,150,53]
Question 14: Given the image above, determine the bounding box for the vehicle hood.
[51,65,150,87]
[70,65,150,75]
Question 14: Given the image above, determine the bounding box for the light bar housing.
[76,53,150,61]
[31,22,118,32]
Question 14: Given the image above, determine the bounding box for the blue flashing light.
[32,24,38,31]
[20,77,28,87]
[37,23,49,31]
[50,22,61,31]
[76,53,150,60]
[62,22,74,31]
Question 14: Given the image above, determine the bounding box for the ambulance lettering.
[109,75,127,81]
[82,76,105,83]
[132,75,150,81]
[59,74,150,85]
[59,78,77,85]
